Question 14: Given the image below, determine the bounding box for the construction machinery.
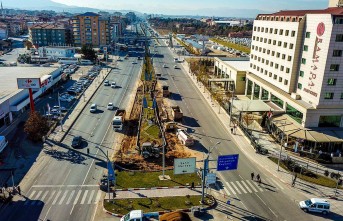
[141,142,160,159]
[164,121,177,131]
[171,105,183,121]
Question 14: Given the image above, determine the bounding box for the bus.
[58,57,78,65]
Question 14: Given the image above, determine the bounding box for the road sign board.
[206,173,216,185]
[17,78,41,89]
[103,47,107,52]
[217,154,239,171]
[174,157,196,175]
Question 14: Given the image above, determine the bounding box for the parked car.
[111,82,116,88]
[59,94,73,102]
[90,104,97,113]
[53,106,67,112]
[71,136,82,148]
[174,65,178,69]
[104,80,110,86]
[299,198,330,215]
[107,103,114,110]
[163,64,167,68]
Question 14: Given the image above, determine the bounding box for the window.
[273,40,276,45]
[289,43,294,49]
[254,27,256,31]
[270,61,274,67]
[303,45,308,51]
[286,103,303,124]
[336,34,343,42]
[276,52,280,58]
[301,58,306,64]
[279,29,283,35]
[333,50,342,57]
[319,115,341,127]
[267,49,270,54]
[264,70,268,75]
[335,18,343,24]
[288,56,292,61]
[284,79,288,85]
[299,71,304,77]
[279,77,282,82]
[272,51,275,56]
[297,83,302,89]
[253,36,256,40]
[273,74,277,80]
[291,31,296,37]
[266,60,269,65]
[271,94,284,109]
[274,29,278,34]
[324,92,334,99]
[265,28,269,33]
[282,54,286,59]
[283,42,288,48]
[275,63,279,69]
[269,72,272,77]
[286,68,290,73]
[270,28,273,33]
[263,48,266,53]
[341,93,343,99]
[258,27,260,32]
[330,64,340,71]
[328,78,337,85]
[240,77,246,81]
[264,38,267,43]
[280,66,284,71]
[278,41,282,46]
[285,30,289,36]
[305,32,311,38]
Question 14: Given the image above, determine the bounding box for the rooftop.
[77,12,99,17]
[217,57,250,71]
[258,7,343,17]
[30,23,65,30]
[0,67,58,104]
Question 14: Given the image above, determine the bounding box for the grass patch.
[104,195,202,215]
[116,170,201,188]
[210,38,251,54]
[268,157,341,189]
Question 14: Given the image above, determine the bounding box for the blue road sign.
[107,161,115,181]
[217,154,239,171]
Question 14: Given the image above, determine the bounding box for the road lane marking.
[225,182,236,195]
[66,190,75,205]
[235,181,247,194]
[223,187,231,196]
[24,191,36,205]
[31,190,43,205]
[87,190,95,204]
[268,178,284,190]
[52,190,62,205]
[46,190,56,204]
[40,191,49,202]
[73,190,82,205]
[245,180,258,192]
[230,182,242,194]
[59,190,69,205]
[94,190,101,203]
[241,181,252,193]
[80,190,88,204]
[251,180,264,192]
[32,184,99,188]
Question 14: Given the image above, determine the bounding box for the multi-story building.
[0,23,8,39]
[72,12,110,47]
[246,0,343,128]
[29,23,71,47]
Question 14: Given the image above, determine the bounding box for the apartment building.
[246,0,343,129]
[72,12,110,47]
[29,23,71,47]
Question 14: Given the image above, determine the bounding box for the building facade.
[246,1,343,128]
[38,46,76,59]
[72,12,110,47]
[29,23,71,47]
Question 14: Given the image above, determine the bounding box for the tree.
[80,44,96,61]
[24,40,33,50]
[24,111,49,142]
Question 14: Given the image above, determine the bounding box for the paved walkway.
[106,188,202,199]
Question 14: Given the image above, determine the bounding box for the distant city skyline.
[1,0,329,17]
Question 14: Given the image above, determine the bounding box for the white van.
[0,136,8,153]
[299,198,330,215]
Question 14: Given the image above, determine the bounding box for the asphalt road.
[0,57,142,221]
[150,38,321,220]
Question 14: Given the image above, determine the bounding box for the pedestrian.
[251,172,255,180]
[231,128,234,134]
[191,182,195,190]
[256,174,261,185]
[233,124,237,134]
[17,185,21,195]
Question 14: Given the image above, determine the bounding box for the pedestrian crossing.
[22,188,102,206]
[220,178,284,196]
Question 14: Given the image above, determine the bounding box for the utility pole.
[229,83,235,126]
[277,119,286,171]
[58,92,63,131]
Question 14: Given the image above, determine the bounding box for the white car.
[111,82,116,88]
[104,80,110,86]
[174,65,178,69]
[59,95,72,102]
[107,103,114,110]
[163,64,167,68]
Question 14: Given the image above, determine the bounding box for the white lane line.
[230,182,242,194]
[46,190,56,204]
[58,190,69,205]
[255,193,267,205]
[245,180,258,192]
[24,191,36,205]
[87,190,95,204]
[28,190,36,199]
[94,190,101,204]
[236,181,247,194]
[31,190,43,205]
[268,178,284,190]
[225,182,236,195]
[80,190,88,204]
[40,191,49,202]
[255,193,278,217]
[73,190,82,205]
[241,181,252,193]
[52,190,62,205]
[32,185,99,188]
[66,190,75,205]
[251,180,264,192]
[223,187,231,196]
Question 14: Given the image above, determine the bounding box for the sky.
[51,0,328,15]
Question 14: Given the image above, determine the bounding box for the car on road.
[90,104,97,113]
[111,82,116,88]
[107,103,114,110]
[104,80,110,86]
[174,65,178,69]
[163,64,167,68]
[71,136,82,148]
[132,61,137,64]
[299,198,330,215]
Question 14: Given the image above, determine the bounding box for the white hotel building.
[246,0,343,128]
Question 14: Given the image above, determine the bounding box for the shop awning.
[233,100,273,112]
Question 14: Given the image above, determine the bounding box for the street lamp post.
[57,92,63,131]
[229,83,235,126]
[201,141,221,204]
[95,146,113,200]
[277,120,287,171]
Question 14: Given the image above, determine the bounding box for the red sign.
[317,22,325,36]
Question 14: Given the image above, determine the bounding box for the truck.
[176,129,194,146]
[164,121,177,131]
[141,142,160,159]
[112,109,126,131]
[162,85,170,97]
[171,106,183,121]
[120,210,191,221]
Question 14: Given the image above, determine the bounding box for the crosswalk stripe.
[230,182,242,194]
[235,181,247,194]
[87,190,95,204]
[59,190,69,205]
[268,178,284,190]
[46,190,56,204]
[245,180,258,192]
[41,191,49,201]
[80,190,88,204]
[223,187,231,196]
[241,181,252,193]
[251,180,264,192]
[52,190,62,205]
[24,191,36,205]
[74,190,82,205]
[31,190,43,205]
[225,182,236,195]
[28,191,36,199]
[66,190,75,205]
[94,190,101,204]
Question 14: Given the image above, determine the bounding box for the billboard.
[17,78,41,89]
[174,157,196,175]
[40,75,52,88]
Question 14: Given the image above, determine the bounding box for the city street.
[0,57,142,221]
